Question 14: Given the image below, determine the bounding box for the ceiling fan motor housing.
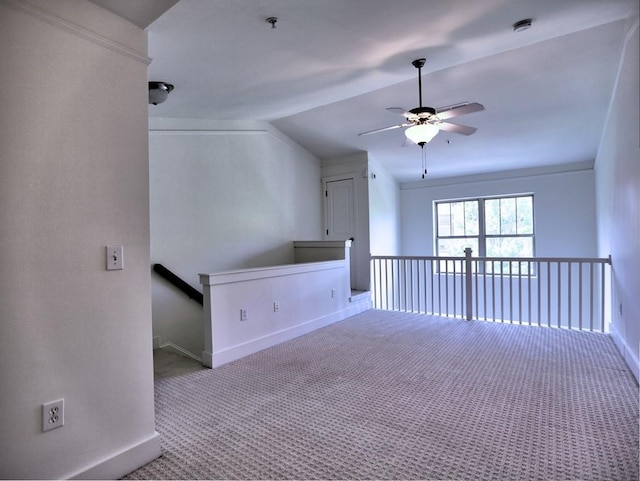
[408,106,437,122]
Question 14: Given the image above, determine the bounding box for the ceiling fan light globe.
[405,123,439,144]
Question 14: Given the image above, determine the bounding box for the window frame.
[434,194,535,266]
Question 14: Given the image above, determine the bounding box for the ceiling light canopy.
[513,18,532,32]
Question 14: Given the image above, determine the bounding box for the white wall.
[401,167,598,258]
[595,13,639,381]
[0,0,159,478]
[368,159,401,256]
[149,118,323,358]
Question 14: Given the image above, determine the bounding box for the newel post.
[464,248,473,321]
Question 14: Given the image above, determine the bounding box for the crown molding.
[1,0,151,65]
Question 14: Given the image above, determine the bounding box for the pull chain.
[419,142,428,179]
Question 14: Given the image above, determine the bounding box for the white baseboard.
[609,325,639,384]
[159,341,202,362]
[205,305,370,368]
[68,432,161,480]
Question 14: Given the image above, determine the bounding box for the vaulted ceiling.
[91,0,636,183]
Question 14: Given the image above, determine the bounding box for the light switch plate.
[106,246,124,270]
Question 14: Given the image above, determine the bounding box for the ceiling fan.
[358,58,484,146]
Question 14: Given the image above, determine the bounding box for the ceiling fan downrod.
[412,58,426,110]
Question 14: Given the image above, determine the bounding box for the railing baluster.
[492,261,497,321]
[548,262,551,324]
[527,261,531,325]
[430,259,435,315]
[452,259,457,318]
[390,258,394,310]
[537,260,541,326]
[600,262,606,332]
[461,258,466,319]
[438,259,442,315]
[412,259,416,312]
[483,261,487,320]
[474,258,479,320]
[500,261,505,322]
[589,262,594,331]
[516,261,520,324]
[557,262,562,328]
[405,259,409,311]
[578,262,583,330]
[568,262,572,330]
[445,259,450,317]
[509,260,513,323]
[416,259,421,313]
[373,259,377,308]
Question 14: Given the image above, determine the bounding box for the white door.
[325,178,356,289]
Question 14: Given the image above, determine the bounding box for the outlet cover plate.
[42,399,64,432]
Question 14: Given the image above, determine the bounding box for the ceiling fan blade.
[436,102,484,120]
[438,122,477,135]
[386,107,411,117]
[358,123,411,136]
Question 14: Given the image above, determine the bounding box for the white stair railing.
[370,250,611,332]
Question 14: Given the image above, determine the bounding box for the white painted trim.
[200,260,345,286]
[148,124,319,163]
[609,324,639,383]
[68,432,161,480]
[401,160,595,189]
[202,350,213,368]
[208,305,369,368]
[159,341,202,362]
[1,0,151,65]
[149,129,270,136]
[293,240,352,249]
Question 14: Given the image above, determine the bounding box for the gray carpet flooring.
[126,310,639,480]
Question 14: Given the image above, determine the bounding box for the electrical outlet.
[240,308,248,321]
[42,399,64,432]
[273,301,279,312]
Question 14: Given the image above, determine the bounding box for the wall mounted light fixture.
[149,82,174,105]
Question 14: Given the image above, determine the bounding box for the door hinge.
[326,229,329,235]
[325,190,328,197]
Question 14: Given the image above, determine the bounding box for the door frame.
[322,175,358,289]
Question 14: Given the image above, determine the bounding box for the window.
[435,194,534,273]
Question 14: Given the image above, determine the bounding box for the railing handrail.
[371,254,611,264]
[153,263,204,306]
